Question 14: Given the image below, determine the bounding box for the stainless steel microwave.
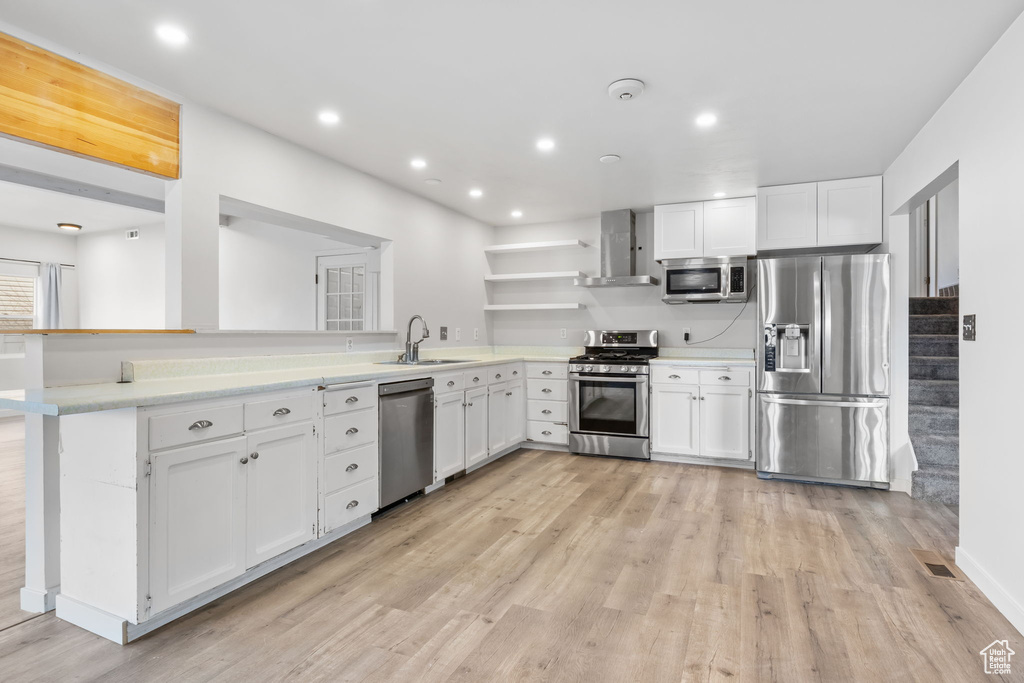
[662,256,752,304]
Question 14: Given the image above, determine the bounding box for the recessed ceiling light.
[695,112,718,127]
[536,138,555,152]
[155,24,189,47]
[713,192,726,198]
[510,210,523,218]
[410,158,427,169]
[469,188,483,198]
[424,178,442,185]
[318,111,340,125]
[599,154,621,164]
[57,223,82,231]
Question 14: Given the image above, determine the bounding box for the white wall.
[218,218,358,331]
[489,213,756,349]
[76,223,164,329]
[884,13,1024,635]
[936,178,960,289]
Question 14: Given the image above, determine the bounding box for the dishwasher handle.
[378,377,435,396]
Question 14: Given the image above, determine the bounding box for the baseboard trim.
[956,546,1024,638]
[889,477,912,494]
[651,452,755,470]
[20,585,60,613]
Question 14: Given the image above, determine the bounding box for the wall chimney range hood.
[574,209,659,287]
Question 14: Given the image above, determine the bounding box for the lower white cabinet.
[488,382,508,455]
[651,384,700,456]
[699,385,750,459]
[149,436,249,614]
[434,389,467,481]
[465,385,489,467]
[507,379,525,445]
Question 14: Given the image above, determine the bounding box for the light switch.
[963,314,976,341]
[440,326,448,341]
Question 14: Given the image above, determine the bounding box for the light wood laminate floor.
[1,436,1021,682]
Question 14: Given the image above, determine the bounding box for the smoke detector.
[608,78,645,101]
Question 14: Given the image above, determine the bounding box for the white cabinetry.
[434,389,467,481]
[525,362,569,446]
[650,364,753,461]
[654,197,755,261]
[488,383,508,455]
[322,382,379,533]
[757,176,881,252]
[465,385,489,467]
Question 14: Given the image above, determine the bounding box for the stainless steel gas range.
[568,330,658,460]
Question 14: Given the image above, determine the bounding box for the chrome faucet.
[400,315,430,363]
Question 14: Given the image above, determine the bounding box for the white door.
[150,437,247,614]
[245,423,316,569]
[434,390,466,481]
[465,386,489,466]
[703,197,756,256]
[653,202,704,260]
[316,253,376,331]
[506,379,526,447]
[651,384,699,455]
[817,176,882,247]
[487,382,508,455]
[699,386,751,459]
[756,183,818,251]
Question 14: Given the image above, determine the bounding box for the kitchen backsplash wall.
[489,212,757,349]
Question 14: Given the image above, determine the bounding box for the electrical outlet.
[440,326,448,341]
[455,328,462,341]
[682,327,690,338]
[345,337,354,352]
[560,328,567,339]
[473,328,479,341]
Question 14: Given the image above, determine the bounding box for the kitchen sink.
[375,359,476,366]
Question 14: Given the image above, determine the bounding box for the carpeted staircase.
[908,296,959,504]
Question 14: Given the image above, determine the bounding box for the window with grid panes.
[323,265,365,331]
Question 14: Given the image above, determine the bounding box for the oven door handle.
[570,374,648,384]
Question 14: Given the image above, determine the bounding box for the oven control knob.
[629,366,639,373]
[620,365,628,373]
[601,365,610,372]
[585,365,593,372]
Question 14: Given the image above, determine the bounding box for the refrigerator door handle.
[822,269,831,383]
[761,396,888,409]
[812,267,823,391]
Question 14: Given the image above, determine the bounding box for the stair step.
[909,314,958,336]
[910,433,959,467]
[909,334,958,358]
[911,465,959,505]
[909,404,959,436]
[909,379,959,407]
[909,356,959,380]
[909,297,959,315]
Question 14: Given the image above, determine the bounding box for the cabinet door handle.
[700,396,705,400]
[345,396,359,404]
[189,419,213,431]
[495,373,502,379]
[506,391,512,396]
[692,396,697,401]
[346,427,359,435]
[272,407,291,416]
[542,370,553,375]
[542,388,552,393]
[718,376,732,381]
[513,370,519,376]
[240,457,249,464]
[668,375,680,380]
[554,422,567,426]
[346,500,359,509]
[250,452,259,460]
[467,402,474,407]
[447,380,455,387]
[542,430,552,436]
[345,463,359,472]
[541,409,552,415]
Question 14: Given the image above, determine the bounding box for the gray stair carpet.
[908,297,959,504]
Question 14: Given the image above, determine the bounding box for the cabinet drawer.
[527,363,568,380]
[527,379,567,401]
[435,371,465,393]
[464,369,488,388]
[324,477,379,531]
[149,404,243,451]
[488,365,510,384]
[323,383,376,416]
[324,410,377,454]
[526,421,568,445]
[324,442,377,493]
[527,400,567,423]
[699,370,750,387]
[651,366,700,385]
[244,393,313,431]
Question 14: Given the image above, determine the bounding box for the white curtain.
[36,263,63,329]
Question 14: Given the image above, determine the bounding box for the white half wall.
[489,213,756,349]
[884,13,1024,636]
[76,224,165,329]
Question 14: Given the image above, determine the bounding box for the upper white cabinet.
[757,176,881,251]
[654,197,755,261]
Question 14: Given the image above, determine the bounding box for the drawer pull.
[718,376,732,381]
[472,376,480,382]
[345,396,359,404]
[447,380,455,387]
[555,422,567,426]
[188,419,213,431]
[272,407,291,416]
[542,370,553,375]
[668,375,680,380]
[495,373,502,379]
[250,452,259,460]
[346,500,359,509]
[240,457,249,465]
[542,388,552,393]
[542,430,552,436]
[346,427,359,435]
[345,463,359,472]
[541,409,552,415]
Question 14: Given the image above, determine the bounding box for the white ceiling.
[1,1,1022,226]
[0,181,163,234]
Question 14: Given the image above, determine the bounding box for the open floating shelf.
[484,240,587,254]
[484,271,585,283]
[483,303,586,311]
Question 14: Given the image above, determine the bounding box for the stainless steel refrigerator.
[756,254,890,487]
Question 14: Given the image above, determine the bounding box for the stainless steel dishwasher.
[378,377,435,508]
